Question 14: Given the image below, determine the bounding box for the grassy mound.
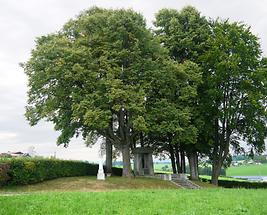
[0,176,177,193]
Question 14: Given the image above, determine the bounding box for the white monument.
[97,159,105,180]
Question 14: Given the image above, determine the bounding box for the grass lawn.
[227,164,267,176]
[0,176,177,193]
[1,189,267,215]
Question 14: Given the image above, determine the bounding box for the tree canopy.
[23,6,267,182]
[199,20,267,184]
[24,7,198,177]
[153,6,267,184]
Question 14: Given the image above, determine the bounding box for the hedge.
[200,177,267,189]
[0,158,122,186]
[0,163,10,186]
[198,166,226,176]
[110,167,123,176]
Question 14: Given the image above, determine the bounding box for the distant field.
[1,189,267,215]
[154,163,172,172]
[115,163,267,176]
[227,164,267,176]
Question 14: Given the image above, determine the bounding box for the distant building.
[0,151,30,158]
[9,151,24,157]
[0,153,12,158]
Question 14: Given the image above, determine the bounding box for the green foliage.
[151,7,208,178]
[8,159,98,184]
[153,6,208,149]
[23,7,196,176]
[199,20,267,180]
[22,5,267,180]
[201,177,267,189]
[161,165,171,172]
[154,6,267,183]
[154,6,210,63]
[109,167,123,176]
[145,59,202,157]
[23,7,164,146]
[198,166,226,176]
[0,158,123,186]
[0,163,10,186]
[0,158,98,185]
[255,155,267,164]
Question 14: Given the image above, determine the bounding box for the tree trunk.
[140,132,144,147]
[174,144,181,174]
[169,144,177,174]
[211,117,221,185]
[105,137,112,174]
[122,144,133,177]
[180,150,186,173]
[188,151,199,180]
[211,159,222,185]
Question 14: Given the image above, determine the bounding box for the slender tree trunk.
[140,132,144,147]
[174,144,181,173]
[105,137,112,174]
[180,150,186,173]
[169,144,177,174]
[211,117,221,185]
[122,144,132,177]
[211,140,230,185]
[188,151,199,180]
[211,116,231,185]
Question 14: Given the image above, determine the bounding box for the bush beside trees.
[0,158,122,186]
[0,163,10,186]
[200,177,267,189]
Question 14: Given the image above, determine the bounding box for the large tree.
[200,20,267,185]
[23,7,167,177]
[154,6,267,184]
[154,6,210,179]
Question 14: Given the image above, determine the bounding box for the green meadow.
[227,164,267,176]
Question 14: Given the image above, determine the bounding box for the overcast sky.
[0,0,267,161]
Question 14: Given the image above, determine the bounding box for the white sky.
[0,0,267,161]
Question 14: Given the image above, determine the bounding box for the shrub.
[0,158,98,185]
[0,158,124,186]
[198,166,226,176]
[0,163,10,186]
[200,177,267,188]
[218,180,267,188]
[111,167,123,176]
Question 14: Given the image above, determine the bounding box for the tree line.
[23,6,267,185]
